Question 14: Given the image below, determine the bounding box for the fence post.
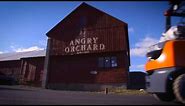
[105,87,108,94]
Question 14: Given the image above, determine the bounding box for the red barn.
[0,50,45,86]
[42,2,130,91]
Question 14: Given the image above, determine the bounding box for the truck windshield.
[146,41,166,60]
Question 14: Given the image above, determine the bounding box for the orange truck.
[145,0,185,104]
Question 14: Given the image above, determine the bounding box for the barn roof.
[0,50,46,61]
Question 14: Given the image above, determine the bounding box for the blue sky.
[0,1,175,72]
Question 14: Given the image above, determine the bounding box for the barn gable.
[46,2,127,39]
[46,2,129,57]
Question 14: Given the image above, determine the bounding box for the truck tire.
[153,93,174,101]
[173,74,185,104]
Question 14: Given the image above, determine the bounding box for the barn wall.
[48,51,128,84]
[20,57,45,87]
[0,60,21,82]
[49,26,128,56]
[44,3,130,90]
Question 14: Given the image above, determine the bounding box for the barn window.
[104,57,111,68]
[111,57,117,67]
[98,56,118,68]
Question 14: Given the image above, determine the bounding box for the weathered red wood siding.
[45,3,130,86]
[20,57,44,87]
[47,3,129,56]
[48,51,128,84]
[0,60,21,82]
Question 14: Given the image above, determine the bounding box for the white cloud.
[135,37,158,48]
[130,64,146,73]
[14,46,44,52]
[130,48,146,57]
[128,27,134,33]
[10,43,44,53]
[130,36,159,57]
[10,45,44,53]
[0,50,9,54]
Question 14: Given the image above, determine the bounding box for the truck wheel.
[173,74,185,104]
[153,93,174,101]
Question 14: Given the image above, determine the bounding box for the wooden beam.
[42,38,52,89]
